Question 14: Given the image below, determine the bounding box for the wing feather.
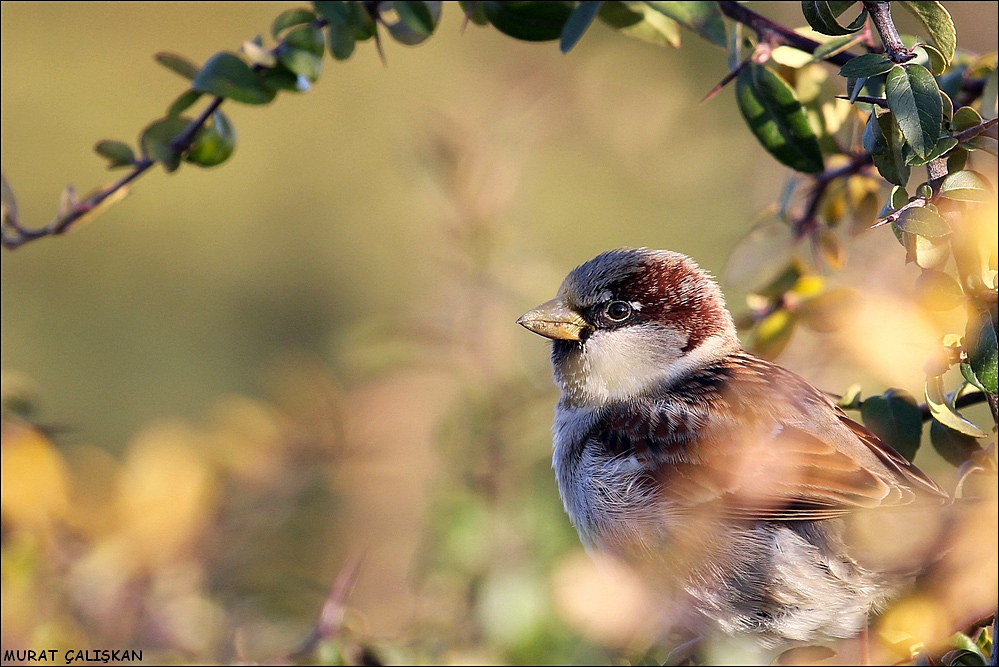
[583,352,947,523]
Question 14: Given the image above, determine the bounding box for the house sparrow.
[517,248,948,656]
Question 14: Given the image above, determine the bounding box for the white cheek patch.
[557,328,738,406]
[585,327,678,400]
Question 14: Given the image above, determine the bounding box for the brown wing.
[835,411,948,500]
[658,422,921,522]
[590,353,948,523]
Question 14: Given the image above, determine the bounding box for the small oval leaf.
[924,374,989,438]
[166,89,204,118]
[801,1,867,36]
[192,52,276,105]
[897,1,955,64]
[966,307,998,394]
[939,170,994,203]
[885,63,943,158]
[643,1,726,47]
[482,1,574,42]
[860,389,923,462]
[736,64,825,174]
[278,24,325,80]
[259,64,301,92]
[930,420,982,467]
[897,205,950,238]
[839,53,894,79]
[951,106,983,132]
[914,270,964,310]
[395,1,439,37]
[869,111,910,185]
[140,116,191,173]
[598,1,681,48]
[154,52,200,80]
[272,7,317,39]
[94,140,136,169]
[186,111,236,167]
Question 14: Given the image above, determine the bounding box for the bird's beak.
[517,298,588,341]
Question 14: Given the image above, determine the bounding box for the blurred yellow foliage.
[1,424,70,530]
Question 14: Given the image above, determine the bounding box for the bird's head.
[517,248,740,406]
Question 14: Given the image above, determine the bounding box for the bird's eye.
[604,301,633,322]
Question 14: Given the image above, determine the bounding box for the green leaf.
[185,110,236,167]
[278,24,325,81]
[327,23,356,60]
[885,63,942,158]
[801,1,867,36]
[192,52,276,105]
[272,7,317,39]
[259,64,302,92]
[93,140,136,169]
[140,116,191,173]
[951,106,982,132]
[839,53,894,79]
[940,649,987,667]
[482,1,575,42]
[897,1,955,65]
[925,374,989,438]
[960,135,999,157]
[890,185,910,210]
[860,389,923,462]
[384,1,442,45]
[897,205,950,237]
[939,170,994,203]
[560,1,603,53]
[316,1,361,57]
[917,43,947,76]
[904,136,957,166]
[597,1,680,48]
[736,64,825,174]
[314,1,350,25]
[395,1,439,37]
[166,90,203,118]
[930,420,982,467]
[154,52,200,80]
[810,33,860,64]
[644,1,725,47]
[966,306,998,394]
[914,269,964,310]
[459,1,490,25]
[960,361,987,392]
[314,1,377,40]
[947,147,968,172]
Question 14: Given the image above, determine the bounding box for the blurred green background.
[2,2,996,664]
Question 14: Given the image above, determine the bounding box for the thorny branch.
[3,3,871,251]
[288,551,365,661]
[1,17,330,251]
[863,1,915,64]
[869,117,999,229]
[1,98,223,250]
[717,1,859,67]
